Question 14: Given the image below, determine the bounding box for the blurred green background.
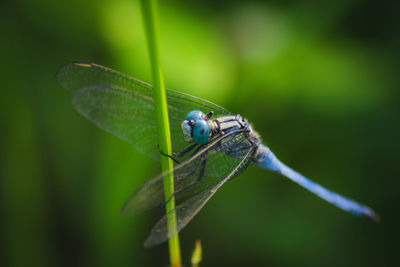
[1,0,399,266]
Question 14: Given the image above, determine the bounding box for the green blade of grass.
[139,0,182,266]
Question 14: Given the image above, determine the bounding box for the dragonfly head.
[182,110,210,145]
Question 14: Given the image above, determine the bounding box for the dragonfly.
[57,61,379,247]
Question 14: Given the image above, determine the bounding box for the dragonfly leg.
[176,157,207,195]
[161,144,207,206]
[158,143,198,164]
[174,158,201,180]
[173,143,198,158]
[174,145,204,180]
[158,146,181,164]
[165,154,208,205]
[197,156,207,180]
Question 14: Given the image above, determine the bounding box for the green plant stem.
[139,0,182,266]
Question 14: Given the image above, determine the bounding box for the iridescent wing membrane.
[57,62,230,160]
[125,128,257,247]
[122,129,254,213]
[143,143,257,247]
[57,62,256,246]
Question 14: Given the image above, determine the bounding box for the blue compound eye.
[192,119,210,144]
[185,110,204,121]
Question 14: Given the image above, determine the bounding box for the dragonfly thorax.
[209,115,248,134]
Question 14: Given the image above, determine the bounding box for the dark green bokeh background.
[1,0,399,266]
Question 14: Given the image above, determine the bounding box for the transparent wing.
[143,145,257,247]
[121,129,254,215]
[57,61,231,160]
